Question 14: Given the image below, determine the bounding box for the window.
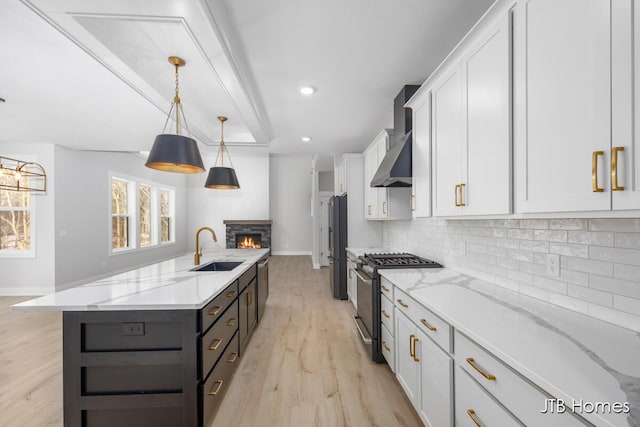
[0,162,35,256]
[110,174,174,254]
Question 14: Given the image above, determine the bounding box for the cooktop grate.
[363,253,442,268]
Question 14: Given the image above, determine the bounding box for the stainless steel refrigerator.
[328,194,347,299]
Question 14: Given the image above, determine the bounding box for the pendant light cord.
[214,118,234,168]
[160,62,192,137]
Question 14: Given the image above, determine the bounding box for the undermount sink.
[191,261,243,272]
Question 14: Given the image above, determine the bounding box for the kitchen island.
[13,248,269,427]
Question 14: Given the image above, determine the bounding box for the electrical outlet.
[546,254,560,277]
[122,322,145,336]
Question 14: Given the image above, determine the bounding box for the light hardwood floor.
[0,256,421,427]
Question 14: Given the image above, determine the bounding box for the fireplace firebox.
[236,234,262,249]
[224,220,271,252]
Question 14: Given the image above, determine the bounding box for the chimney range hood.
[371,85,420,188]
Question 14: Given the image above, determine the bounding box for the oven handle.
[354,269,372,285]
[353,316,373,344]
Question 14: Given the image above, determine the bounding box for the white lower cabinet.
[380,323,395,373]
[395,309,420,404]
[346,259,357,310]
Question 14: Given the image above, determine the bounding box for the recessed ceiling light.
[300,86,316,96]
[301,136,312,142]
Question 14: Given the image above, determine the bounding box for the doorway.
[320,193,332,267]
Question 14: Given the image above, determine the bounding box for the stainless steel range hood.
[370,131,412,187]
[370,85,419,188]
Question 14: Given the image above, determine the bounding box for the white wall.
[54,147,189,289]
[270,154,312,255]
[0,143,55,294]
[318,171,334,192]
[187,149,269,251]
[384,218,640,332]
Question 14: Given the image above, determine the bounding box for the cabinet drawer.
[380,293,394,333]
[201,281,238,333]
[381,323,395,373]
[201,331,240,425]
[394,287,452,353]
[380,277,394,300]
[238,264,257,292]
[455,365,522,426]
[455,331,587,427]
[201,299,239,380]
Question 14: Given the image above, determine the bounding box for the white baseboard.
[271,251,312,256]
[0,287,52,296]
[312,262,320,269]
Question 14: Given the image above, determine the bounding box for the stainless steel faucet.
[194,226,217,265]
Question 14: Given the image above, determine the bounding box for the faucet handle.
[198,247,203,256]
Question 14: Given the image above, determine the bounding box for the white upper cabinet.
[363,133,383,219]
[408,90,432,218]
[432,9,512,217]
[514,0,612,213]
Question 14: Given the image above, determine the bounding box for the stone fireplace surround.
[223,220,272,250]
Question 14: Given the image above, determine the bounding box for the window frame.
[159,187,175,245]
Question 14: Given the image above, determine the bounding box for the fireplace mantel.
[223,220,273,225]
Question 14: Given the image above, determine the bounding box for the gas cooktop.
[363,252,442,269]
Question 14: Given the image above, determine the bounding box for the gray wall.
[318,171,334,192]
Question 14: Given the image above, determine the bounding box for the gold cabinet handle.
[381,284,390,292]
[381,309,390,319]
[459,183,466,207]
[412,336,419,362]
[382,341,391,352]
[612,146,625,191]
[466,409,484,427]
[454,184,460,206]
[592,151,605,192]
[226,316,237,327]
[397,299,408,308]
[367,204,372,216]
[208,338,222,351]
[466,358,496,380]
[420,318,437,332]
[410,194,415,211]
[226,290,237,298]
[382,201,387,214]
[227,352,238,363]
[207,306,222,316]
[409,334,415,358]
[247,290,253,306]
[208,380,224,396]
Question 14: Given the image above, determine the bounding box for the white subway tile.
[567,284,613,307]
[589,245,640,266]
[563,256,613,276]
[549,219,588,230]
[534,230,568,242]
[494,276,520,292]
[533,276,567,294]
[613,295,640,317]
[507,249,534,263]
[467,243,488,254]
[533,252,547,265]
[497,219,520,228]
[497,257,519,270]
[589,274,640,299]
[494,228,508,238]
[519,284,550,301]
[508,229,534,240]
[567,231,614,246]
[520,219,549,230]
[614,264,640,282]
[614,232,640,249]
[519,240,549,253]
[589,218,640,232]
[508,269,534,285]
[587,303,640,332]
[549,242,588,258]
[519,261,547,276]
[548,293,589,314]
[560,269,589,287]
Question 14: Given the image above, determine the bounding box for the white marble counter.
[13,249,269,311]
[345,247,392,258]
[380,268,640,427]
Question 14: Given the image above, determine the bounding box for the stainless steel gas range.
[353,253,442,362]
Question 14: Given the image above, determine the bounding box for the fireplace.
[224,220,271,252]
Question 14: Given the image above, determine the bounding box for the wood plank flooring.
[0,256,421,427]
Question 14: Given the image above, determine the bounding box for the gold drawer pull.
[397,299,408,308]
[208,380,224,396]
[227,352,238,363]
[420,318,437,332]
[226,317,237,327]
[226,290,237,298]
[207,306,222,316]
[454,184,461,206]
[409,334,415,358]
[247,290,253,306]
[612,146,625,191]
[459,183,466,206]
[382,201,387,214]
[381,309,390,319]
[410,194,415,211]
[467,409,484,427]
[382,341,391,352]
[381,284,390,292]
[412,337,419,362]
[592,151,604,192]
[467,358,496,381]
[208,338,222,351]
[367,204,372,215]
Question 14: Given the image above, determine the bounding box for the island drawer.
[201,300,239,379]
[238,264,257,292]
[201,281,238,333]
[201,331,240,425]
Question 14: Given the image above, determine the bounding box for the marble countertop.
[13,249,269,311]
[345,247,391,258]
[380,268,640,427]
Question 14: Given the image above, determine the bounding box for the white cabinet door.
[411,90,432,218]
[376,134,389,219]
[417,330,453,427]
[363,144,379,218]
[612,0,640,210]
[464,12,512,215]
[432,62,464,216]
[395,309,420,406]
[514,0,611,213]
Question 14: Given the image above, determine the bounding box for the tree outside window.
[111,179,129,249]
[139,184,152,246]
[160,189,172,243]
[0,173,31,252]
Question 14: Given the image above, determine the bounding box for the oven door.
[353,268,373,354]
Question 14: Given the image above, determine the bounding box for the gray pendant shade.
[205,166,240,189]
[145,134,205,173]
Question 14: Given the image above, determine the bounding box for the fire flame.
[238,236,261,249]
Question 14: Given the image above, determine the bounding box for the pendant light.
[205,116,240,189]
[145,56,205,174]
